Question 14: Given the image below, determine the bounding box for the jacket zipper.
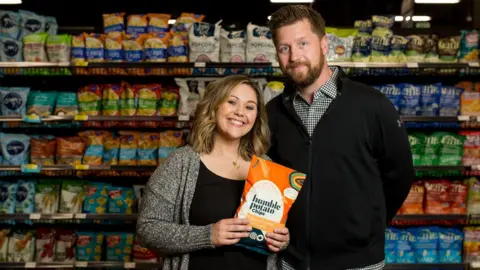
[306,138,312,270]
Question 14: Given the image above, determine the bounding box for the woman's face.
[215,83,258,142]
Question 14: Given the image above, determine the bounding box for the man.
[266,5,414,270]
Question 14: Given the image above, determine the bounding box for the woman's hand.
[211,218,252,247]
[266,228,290,253]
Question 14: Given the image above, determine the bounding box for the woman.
[137,75,289,270]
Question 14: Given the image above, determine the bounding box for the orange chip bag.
[398,181,424,215]
[425,180,451,214]
[234,156,306,255]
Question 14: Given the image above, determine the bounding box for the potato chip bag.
[158,130,183,164]
[55,229,75,262]
[120,81,137,116]
[30,135,56,165]
[55,92,78,116]
[133,239,158,262]
[7,229,35,262]
[0,87,30,117]
[449,181,467,214]
[36,228,56,262]
[138,132,159,166]
[106,232,134,262]
[47,34,72,63]
[145,32,169,62]
[60,180,86,214]
[127,15,148,35]
[103,13,125,34]
[439,228,463,263]
[76,232,103,261]
[103,133,120,165]
[26,91,57,117]
[158,87,179,116]
[147,13,171,34]
[235,156,306,255]
[406,35,426,62]
[398,181,424,215]
[55,137,86,165]
[83,182,111,214]
[0,133,30,166]
[438,36,461,62]
[123,33,147,62]
[105,32,124,62]
[119,134,138,166]
[72,33,87,63]
[85,34,105,62]
[459,30,479,62]
[167,33,188,62]
[325,27,357,62]
[0,37,23,62]
[78,85,102,116]
[134,84,161,116]
[23,33,48,62]
[0,229,9,261]
[108,187,135,214]
[19,10,45,38]
[425,180,451,214]
[35,179,60,214]
[79,130,106,165]
[102,84,122,116]
[0,10,20,39]
[0,181,17,215]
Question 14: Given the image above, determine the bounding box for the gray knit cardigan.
[136,145,278,270]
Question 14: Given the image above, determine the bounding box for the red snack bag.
[36,228,56,262]
[55,230,76,262]
[133,239,158,262]
[425,180,451,214]
[449,181,468,214]
[398,181,425,215]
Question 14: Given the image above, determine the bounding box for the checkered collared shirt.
[280,66,385,270]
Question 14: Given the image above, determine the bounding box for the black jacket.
[266,70,414,270]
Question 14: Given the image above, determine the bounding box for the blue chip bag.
[83,182,111,214]
[409,226,439,263]
[108,187,135,214]
[385,227,400,263]
[105,232,134,261]
[399,84,421,116]
[421,83,442,116]
[378,84,401,111]
[396,230,415,263]
[0,133,30,165]
[76,232,104,261]
[438,228,463,263]
[15,180,35,214]
[0,37,23,62]
[0,10,21,39]
[19,10,46,38]
[0,181,17,215]
[352,35,371,62]
[0,87,30,116]
[440,86,462,116]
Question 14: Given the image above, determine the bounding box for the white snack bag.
[0,229,9,262]
[264,81,285,104]
[246,23,277,68]
[175,78,206,117]
[189,21,221,63]
[220,28,246,62]
[7,230,35,262]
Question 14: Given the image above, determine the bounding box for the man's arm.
[266,99,280,162]
[377,97,414,221]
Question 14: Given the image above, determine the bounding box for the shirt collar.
[294,66,339,102]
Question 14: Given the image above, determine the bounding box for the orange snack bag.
[234,156,306,255]
[449,181,468,214]
[424,180,451,214]
[398,181,424,215]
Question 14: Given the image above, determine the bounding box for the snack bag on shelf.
[85,34,106,63]
[385,227,400,263]
[27,91,57,117]
[234,156,306,255]
[420,134,441,170]
[127,15,148,35]
[438,132,466,166]
[103,13,125,34]
[83,182,111,215]
[440,86,462,117]
[47,34,72,63]
[396,229,415,263]
[420,83,441,116]
[424,180,451,214]
[438,36,461,62]
[399,84,421,116]
[23,33,48,62]
[7,229,35,262]
[35,228,56,262]
[144,32,169,63]
[102,84,123,127]
[167,33,188,63]
[158,86,179,116]
[0,229,9,262]
[55,136,86,165]
[0,87,30,116]
[103,132,121,166]
[354,20,373,35]
[0,133,30,165]
[377,84,401,111]
[15,180,35,215]
[175,78,205,117]
[79,130,107,165]
[325,27,358,62]
[408,133,426,166]
[189,21,221,75]
[398,181,424,215]
[0,10,20,39]
[45,16,58,36]
[459,81,480,116]
[76,232,104,261]
[105,31,124,63]
[408,226,439,263]
[460,131,480,166]
[158,130,183,164]
[55,92,78,116]
[55,229,75,262]
[72,33,87,63]
[246,23,277,74]
[449,181,468,214]
[123,33,147,63]
[59,180,86,214]
[78,84,102,128]
[370,26,393,62]
[438,228,464,263]
[352,35,371,62]
[0,37,23,62]
[147,13,171,34]
[0,181,17,216]
[19,10,45,38]
[35,179,60,214]
[388,35,408,63]
[170,12,205,40]
[372,15,394,29]
[133,239,157,262]
[134,84,161,116]
[107,187,135,214]
[119,133,138,166]
[459,30,479,62]
[406,35,426,62]
[220,29,246,75]
[466,177,480,214]
[463,227,480,262]
[119,81,137,127]
[138,132,159,166]
[425,35,440,63]
[105,232,134,261]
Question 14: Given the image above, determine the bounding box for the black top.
[188,161,268,270]
[266,68,414,270]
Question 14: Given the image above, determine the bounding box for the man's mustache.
[287,61,310,69]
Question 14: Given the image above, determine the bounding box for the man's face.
[274,19,327,88]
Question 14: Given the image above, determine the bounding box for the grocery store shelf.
[0,261,162,269]
[0,62,70,68]
[0,115,191,123]
[394,214,467,221]
[384,263,466,269]
[414,165,470,171]
[0,213,138,221]
[0,165,157,172]
[401,116,468,122]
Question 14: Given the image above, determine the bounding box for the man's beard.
[283,56,324,88]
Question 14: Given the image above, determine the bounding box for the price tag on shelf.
[25,262,36,268]
[194,62,206,68]
[124,262,136,268]
[74,115,89,121]
[469,62,480,67]
[29,213,41,220]
[406,62,419,68]
[23,114,42,123]
[75,164,90,170]
[178,115,190,121]
[458,115,471,121]
[21,164,41,173]
[75,213,87,219]
[75,262,88,268]
[73,60,89,67]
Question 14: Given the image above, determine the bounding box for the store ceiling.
[10,0,474,31]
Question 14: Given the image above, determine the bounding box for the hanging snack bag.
[76,232,104,261]
[389,35,408,63]
[246,23,277,74]
[439,86,462,116]
[325,27,358,62]
[45,16,58,36]
[108,187,135,214]
[144,32,169,62]
[55,229,75,262]
[0,229,9,261]
[0,10,20,39]
[55,136,86,165]
[399,84,421,116]
[106,232,134,261]
[0,181,17,215]
[220,29,246,75]
[19,10,45,37]
[439,228,464,263]
[127,14,148,35]
[147,13,171,34]
[449,181,468,214]
[7,229,35,262]
[385,227,400,263]
[158,130,183,164]
[85,34,105,63]
[35,179,60,214]
[59,180,86,214]
[23,33,48,62]
[175,78,206,117]
[235,156,306,255]
[425,180,451,214]
[47,34,72,63]
[438,36,461,62]
[15,180,35,214]
[0,133,30,165]
[0,37,23,62]
[459,30,479,62]
[103,13,125,34]
[35,228,56,262]
[55,92,78,116]
[406,35,426,62]
[189,21,221,74]
[398,181,424,215]
[83,182,111,214]
[0,87,30,116]
[138,132,159,166]
[26,91,57,117]
[409,226,439,263]
[420,83,441,116]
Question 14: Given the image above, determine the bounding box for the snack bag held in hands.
[235,156,306,255]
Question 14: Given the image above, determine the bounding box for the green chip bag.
[409,133,426,166]
[420,133,442,166]
[438,133,466,166]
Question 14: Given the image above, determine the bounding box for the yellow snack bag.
[103,13,125,34]
[158,130,183,164]
[147,14,171,33]
[72,33,87,62]
[79,131,107,165]
[168,33,188,62]
[86,34,105,63]
[119,134,138,166]
[102,84,123,116]
[127,15,148,35]
[103,133,120,166]
[145,32,170,62]
[134,84,161,116]
[138,132,159,166]
[105,32,124,62]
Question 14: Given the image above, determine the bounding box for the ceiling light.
[405,16,411,21]
[168,19,176,25]
[414,0,460,3]
[271,0,314,3]
[412,15,431,21]
[0,0,21,4]
[395,16,404,22]
[268,16,271,20]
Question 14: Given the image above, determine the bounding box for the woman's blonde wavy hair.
[188,75,270,160]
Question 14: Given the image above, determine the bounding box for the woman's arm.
[136,149,215,255]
